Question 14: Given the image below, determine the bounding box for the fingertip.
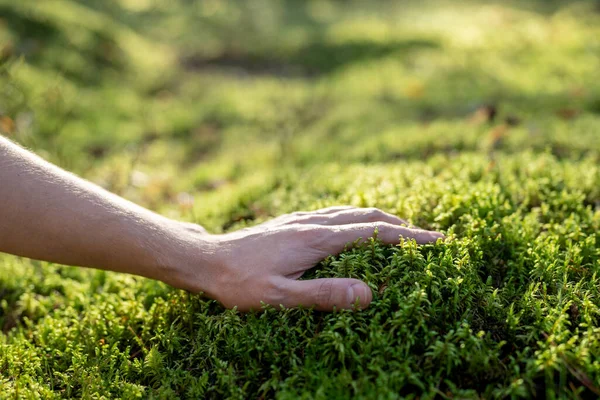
[347,282,373,310]
[434,231,447,242]
[433,231,446,239]
[419,229,446,244]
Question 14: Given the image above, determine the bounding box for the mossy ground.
[1,0,600,398]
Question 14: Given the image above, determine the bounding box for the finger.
[282,278,373,311]
[261,206,358,228]
[316,222,444,254]
[290,207,409,227]
[289,206,357,217]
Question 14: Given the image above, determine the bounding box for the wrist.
[152,219,221,297]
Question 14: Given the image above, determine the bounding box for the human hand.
[182,206,444,312]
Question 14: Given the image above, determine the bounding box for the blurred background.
[1,0,599,229]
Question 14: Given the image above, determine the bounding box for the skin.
[0,136,444,311]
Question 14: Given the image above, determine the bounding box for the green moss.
[1,0,600,398]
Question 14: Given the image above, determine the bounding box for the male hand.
[194,206,444,311]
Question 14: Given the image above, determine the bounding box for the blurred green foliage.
[1,0,600,398]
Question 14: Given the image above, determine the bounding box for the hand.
[191,206,444,312]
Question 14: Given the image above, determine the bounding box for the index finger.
[314,222,444,254]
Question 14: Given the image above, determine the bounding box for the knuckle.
[365,221,389,236]
[367,221,380,230]
[364,208,385,221]
[317,280,334,308]
[378,221,395,232]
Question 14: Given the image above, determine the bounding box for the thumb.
[282,278,373,311]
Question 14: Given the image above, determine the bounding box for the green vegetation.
[1,0,600,398]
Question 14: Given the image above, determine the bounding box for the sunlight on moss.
[1,0,600,398]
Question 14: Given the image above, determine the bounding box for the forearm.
[0,136,213,292]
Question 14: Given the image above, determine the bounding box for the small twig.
[128,326,148,359]
[561,355,600,396]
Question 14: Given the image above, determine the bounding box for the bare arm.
[0,136,444,311]
[0,136,208,290]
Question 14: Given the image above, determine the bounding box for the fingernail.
[347,284,369,308]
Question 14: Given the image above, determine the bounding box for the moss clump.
[1,0,600,398]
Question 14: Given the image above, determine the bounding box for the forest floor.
[1,0,600,398]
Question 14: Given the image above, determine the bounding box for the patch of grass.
[1,0,600,398]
